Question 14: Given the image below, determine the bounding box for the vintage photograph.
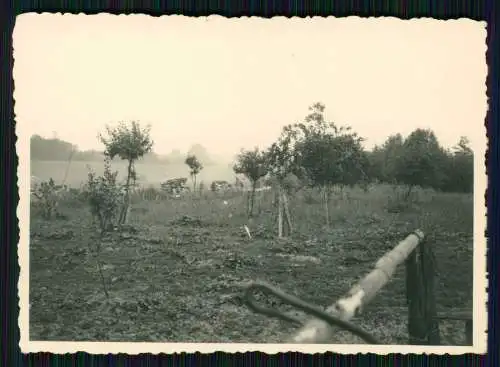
[15,14,487,354]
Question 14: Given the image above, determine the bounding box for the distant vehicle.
[160,177,190,195]
[210,180,232,192]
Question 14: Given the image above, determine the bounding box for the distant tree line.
[30,134,216,165]
[33,112,472,241]
[231,103,473,235]
[367,132,473,194]
[233,103,473,221]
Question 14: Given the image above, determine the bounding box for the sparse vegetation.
[29,184,473,344]
[29,103,474,345]
[31,178,65,219]
[84,157,123,233]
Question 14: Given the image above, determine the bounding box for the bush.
[31,178,64,219]
[83,158,124,232]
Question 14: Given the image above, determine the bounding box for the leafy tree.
[233,148,269,217]
[188,144,213,165]
[31,178,64,219]
[452,137,473,188]
[293,103,367,226]
[185,154,203,191]
[266,122,303,237]
[267,125,302,182]
[82,157,122,298]
[370,134,404,184]
[394,128,447,198]
[99,121,153,224]
[84,157,123,233]
[454,136,473,156]
[440,136,474,193]
[452,137,474,193]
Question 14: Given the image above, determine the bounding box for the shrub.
[84,158,124,232]
[31,178,63,219]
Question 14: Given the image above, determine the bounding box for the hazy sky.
[14,14,487,158]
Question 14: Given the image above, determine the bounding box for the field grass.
[29,182,473,344]
[31,160,236,188]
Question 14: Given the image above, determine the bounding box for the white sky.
[13,14,487,158]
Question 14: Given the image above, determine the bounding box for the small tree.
[185,154,203,191]
[294,103,366,226]
[439,136,474,193]
[32,178,63,219]
[85,157,122,233]
[266,124,302,237]
[82,157,122,299]
[394,128,447,200]
[233,147,269,217]
[369,134,405,185]
[451,136,474,193]
[99,121,153,225]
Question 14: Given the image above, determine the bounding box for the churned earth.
[29,185,474,345]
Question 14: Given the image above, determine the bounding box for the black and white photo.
[15,14,487,354]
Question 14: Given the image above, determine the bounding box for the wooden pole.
[323,187,330,227]
[406,250,425,344]
[278,188,283,238]
[420,241,440,345]
[406,240,439,345]
[282,191,292,236]
[289,230,425,343]
[62,148,75,186]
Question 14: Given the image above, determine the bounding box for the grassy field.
[31,160,236,188]
[29,182,473,344]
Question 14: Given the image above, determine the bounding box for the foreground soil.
[29,186,474,344]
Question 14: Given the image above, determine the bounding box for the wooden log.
[289,230,425,343]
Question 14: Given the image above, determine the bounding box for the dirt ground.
[28,185,474,344]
